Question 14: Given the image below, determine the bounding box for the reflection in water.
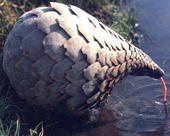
[163,103,168,119]
[109,76,170,136]
[40,108,121,136]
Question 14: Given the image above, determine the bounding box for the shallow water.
[108,0,170,135]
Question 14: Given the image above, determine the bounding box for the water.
[108,0,170,135]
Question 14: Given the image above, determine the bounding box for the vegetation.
[0,0,136,135]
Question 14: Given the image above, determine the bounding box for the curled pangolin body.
[3,2,164,112]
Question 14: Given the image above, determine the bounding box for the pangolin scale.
[3,2,164,112]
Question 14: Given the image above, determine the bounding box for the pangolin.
[3,2,165,113]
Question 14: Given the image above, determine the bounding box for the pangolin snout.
[131,63,164,79]
[148,67,165,79]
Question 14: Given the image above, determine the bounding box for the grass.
[0,119,20,136]
[0,0,137,135]
[0,93,44,135]
[0,1,17,47]
[111,6,136,40]
[0,119,44,136]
